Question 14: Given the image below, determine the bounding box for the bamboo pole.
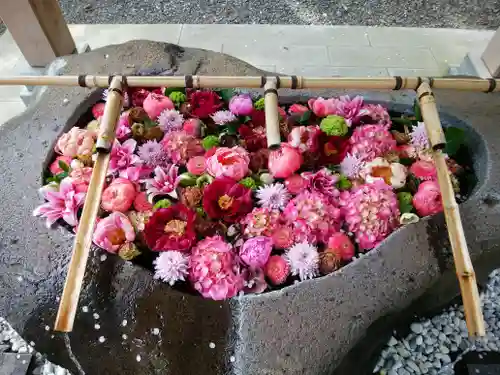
[263,77,282,149]
[54,77,124,332]
[0,75,499,92]
[417,81,485,337]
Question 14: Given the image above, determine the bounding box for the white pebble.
[17,276,23,282]
[230,356,235,363]
[122,334,128,340]
[209,342,216,349]
[29,341,35,347]
[152,328,160,336]
[44,325,50,331]
[98,336,106,343]
[94,324,101,330]
[82,306,89,313]
[121,319,128,327]
[100,254,107,262]
[93,313,100,320]
[136,355,141,362]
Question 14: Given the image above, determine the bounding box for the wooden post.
[482,27,500,77]
[0,0,76,67]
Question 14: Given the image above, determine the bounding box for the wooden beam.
[482,27,500,78]
[0,0,76,67]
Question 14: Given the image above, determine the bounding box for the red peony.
[130,88,150,107]
[188,90,223,118]
[238,125,267,151]
[203,177,253,222]
[319,134,349,165]
[143,204,197,252]
[250,109,266,128]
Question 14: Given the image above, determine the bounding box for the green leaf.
[143,118,157,129]
[164,87,185,96]
[444,127,465,157]
[400,202,414,214]
[391,117,414,126]
[219,88,235,103]
[58,160,70,173]
[242,116,252,123]
[225,121,241,135]
[297,110,312,125]
[406,174,421,194]
[399,157,414,166]
[413,99,422,122]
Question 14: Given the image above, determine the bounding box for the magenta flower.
[349,124,397,162]
[301,168,340,200]
[359,104,392,126]
[115,111,132,141]
[334,95,364,126]
[33,178,86,228]
[144,165,180,197]
[413,180,443,217]
[239,236,273,268]
[92,212,135,253]
[109,139,142,175]
[229,94,253,116]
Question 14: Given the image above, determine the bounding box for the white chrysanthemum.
[158,109,184,133]
[256,183,291,210]
[410,122,430,152]
[340,153,365,179]
[285,242,319,281]
[210,110,237,125]
[153,251,189,286]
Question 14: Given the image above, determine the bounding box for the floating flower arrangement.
[34,87,476,300]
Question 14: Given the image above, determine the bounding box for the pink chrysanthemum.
[340,153,365,179]
[349,124,397,162]
[301,168,340,200]
[255,183,291,210]
[339,181,400,251]
[359,104,392,126]
[410,122,430,152]
[210,110,237,125]
[138,140,163,164]
[334,95,364,126]
[285,242,319,281]
[240,207,280,237]
[283,191,342,244]
[154,251,189,286]
[158,109,184,133]
[144,165,180,197]
[189,236,244,300]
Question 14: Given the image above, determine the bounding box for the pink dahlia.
[413,180,443,217]
[211,110,237,125]
[154,251,189,285]
[205,146,250,181]
[144,165,180,198]
[340,181,400,250]
[33,178,85,228]
[158,109,184,133]
[283,191,342,244]
[108,139,142,175]
[239,236,273,268]
[288,125,321,153]
[359,104,392,126]
[272,224,295,249]
[255,183,291,210]
[410,160,437,181]
[285,242,319,281]
[189,236,244,300]
[349,124,397,162]
[301,168,340,200]
[241,207,280,237]
[92,212,135,253]
[340,153,365,179]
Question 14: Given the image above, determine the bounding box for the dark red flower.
[250,109,266,128]
[152,88,164,95]
[319,133,349,165]
[130,88,150,107]
[249,148,270,172]
[203,177,253,223]
[238,125,267,151]
[188,90,223,118]
[143,204,197,252]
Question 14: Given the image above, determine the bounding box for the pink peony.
[284,174,309,195]
[239,236,273,268]
[49,156,73,175]
[326,233,355,261]
[229,94,253,116]
[183,118,202,137]
[134,191,153,212]
[288,103,309,115]
[283,191,342,244]
[69,167,93,193]
[108,139,142,175]
[55,127,96,158]
[268,143,303,179]
[241,207,280,237]
[187,156,206,175]
[101,178,136,213]
[33,178,86,228]
[189,236,244,300]
[413,180,443,217]
[288,125,321,153]
[143,92,174,120]
[340,181,400,250]
[144,165,180,198]
[301,168,340,200]
[410,160,437,181]
[308,97,337,117]
[349,124,397,162]
[92,212,135,253]
[205,146,250,181]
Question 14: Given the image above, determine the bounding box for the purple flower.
[340,153,365,179]
[33,178,86,228]
[158,109,184,133]
[229,94,253,116]
[239,236,273,268]
[138,140,163,164]
[108,139,142,175]
[410,122,430,152]
[301,168,340,200]
[144,165,180,197]
[285,242,319,281]
[210,110,237,125]
[255,183,291,210]
[154,251,189,285]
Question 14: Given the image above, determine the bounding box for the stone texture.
[2,39,500,375]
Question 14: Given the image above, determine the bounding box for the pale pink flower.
[268,143,303,179]
[138,140,163,165]
[413,180,443,217]
[340,153,365,179]
[340,181,400,250]
[206,146,250,181]
[287,125,321,153]
[101,178,136,213]
[143,93,175,120]
[239,236,273,268]
[55,127,96,158]
[92,212,135,253]
[33,178,86,228]
[108,139,141,175]
[301,168,340,200]
[211,110,237,125]
[144,165,180,197]
[410,122,430,153]
[285,242,319,281]
[307,97,337,117]
[189,236,244,300]
[359,104,392,126]
[69,167,93,193]
[349,124,397,162]
[186,156,206,175]
[154,251,189,285]
[229,94,253,116]
[158,109,184,133]
[410,160,437,181]
[119,165,154,182]
[255,183,291,210]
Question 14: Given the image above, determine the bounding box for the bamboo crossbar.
[0,75,500,92]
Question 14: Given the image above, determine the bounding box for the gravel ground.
[374,269,500,375]
[56,0,500,29]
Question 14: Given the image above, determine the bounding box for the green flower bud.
[254,97,265,110]
[337,175,352,191]
[202,135,220,150]
[320,115,348,136]
[239,177,257,190]
[169,91,187,106]
[397,192,414,213]
[196,174,214,187]
[153,199,172,210]
[178,172,198,187]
